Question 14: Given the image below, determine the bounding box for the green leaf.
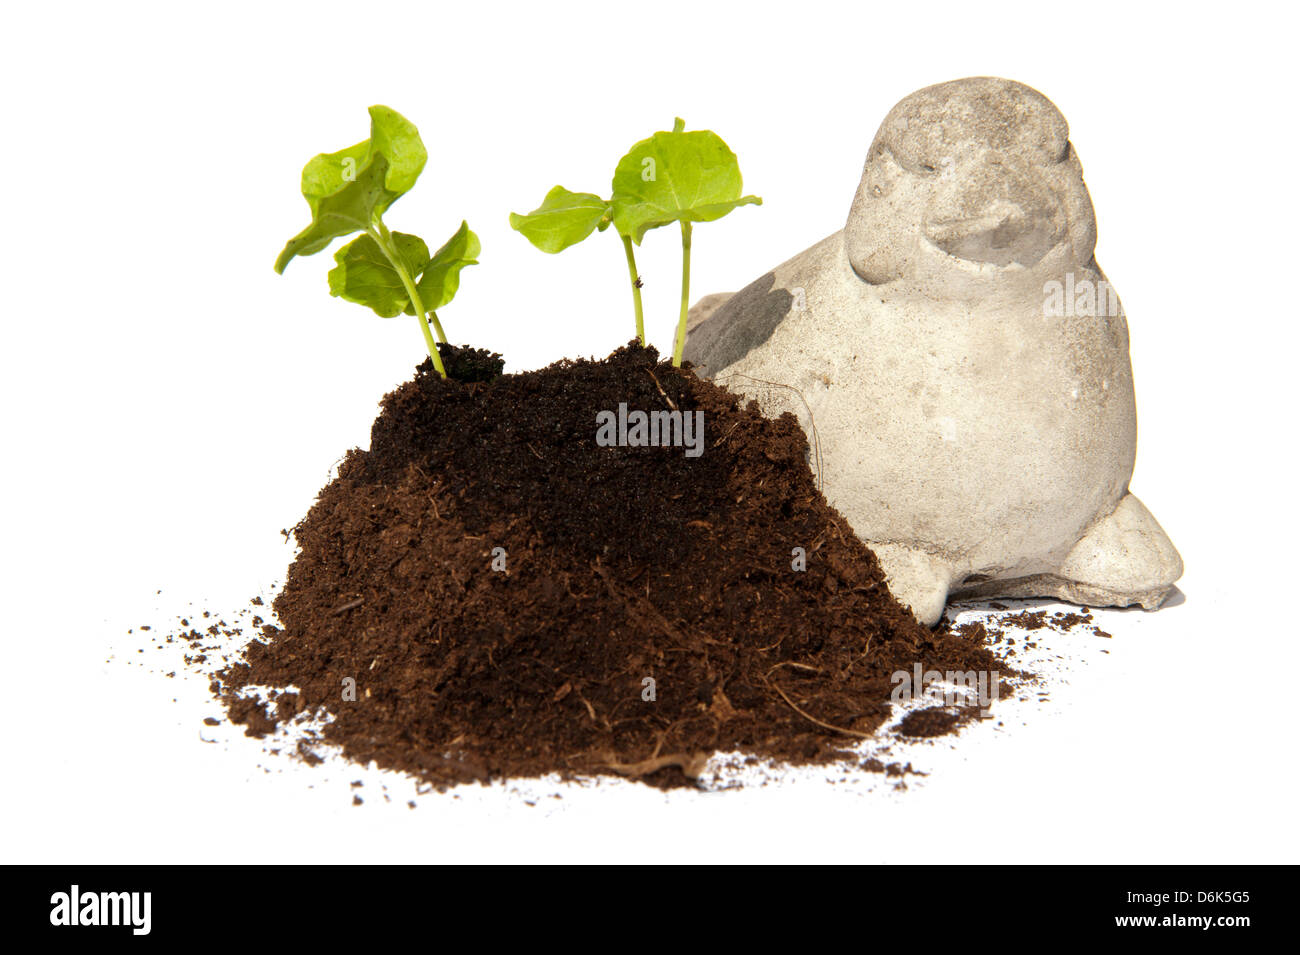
[412,221,480,312]
[327,232,430,318]
[300,140,372,215]
[509,186,612,254]
[276,153,394,273]
[274,105,428,273]
[610,120,761,244]
[366,105,427,199]
[326,224,478,317]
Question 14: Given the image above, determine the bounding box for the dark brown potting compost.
[895,706,980,738]
[212,342,1007,789]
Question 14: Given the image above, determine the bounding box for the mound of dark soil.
[215,342,1003,788]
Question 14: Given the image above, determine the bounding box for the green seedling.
[510,119,759,365]
[275,105,479,379]
[509,187,647,345]
[612,119,761,366]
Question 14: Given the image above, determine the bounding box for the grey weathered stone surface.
[684,76,1182,626]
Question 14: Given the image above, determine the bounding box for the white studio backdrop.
[1,0,1297,862]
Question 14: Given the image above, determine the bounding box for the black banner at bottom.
[11,864,1285,940]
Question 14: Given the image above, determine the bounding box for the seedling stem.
[621,234,646,345]
[674,221,693,366]
[369,221,447,378]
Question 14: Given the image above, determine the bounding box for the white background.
[2,0,1297,863]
